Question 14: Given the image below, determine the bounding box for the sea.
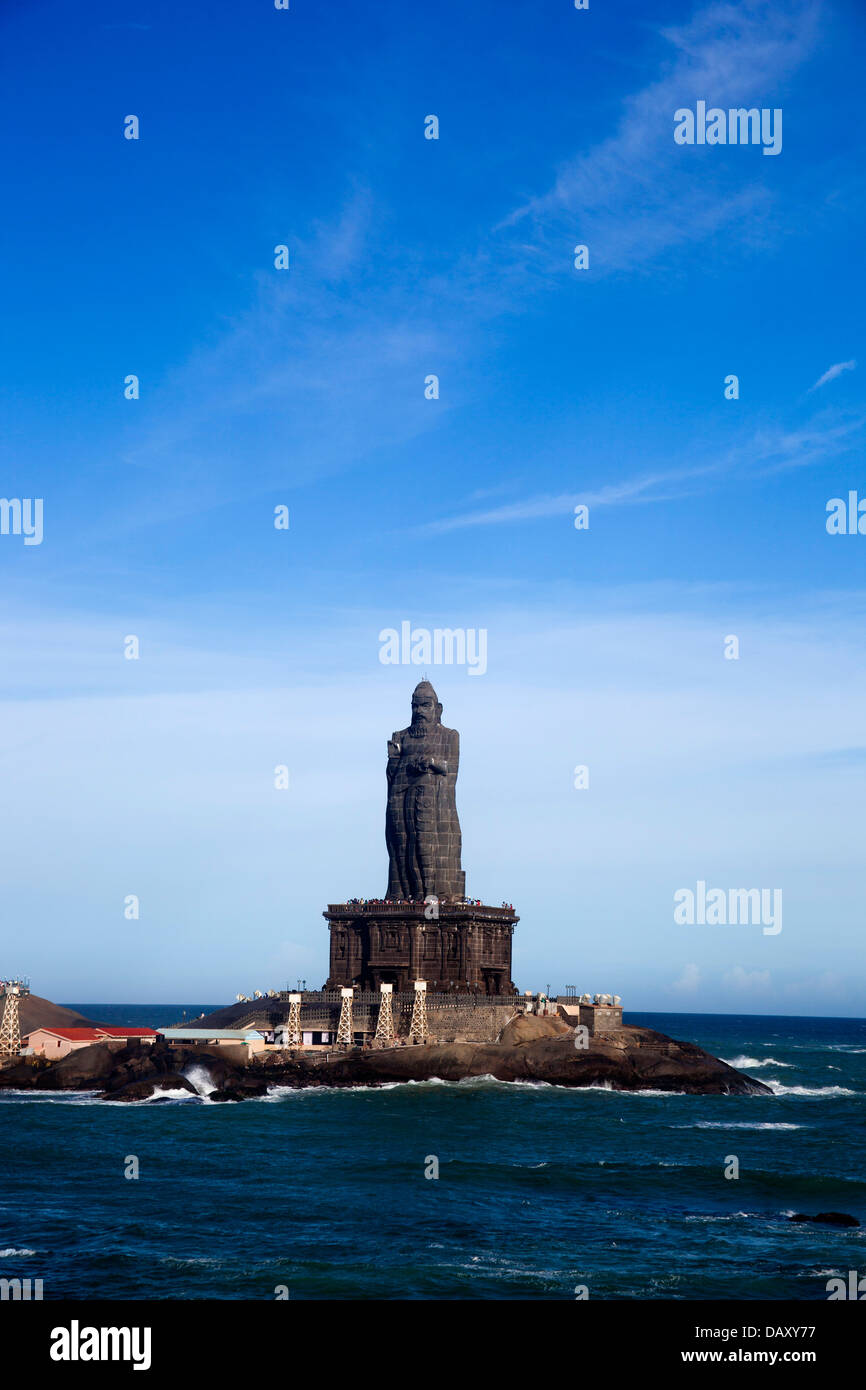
[1,1009,864,1300]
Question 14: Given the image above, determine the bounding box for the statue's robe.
[385,722,465,900]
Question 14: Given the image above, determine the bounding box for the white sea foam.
[141,1087,199,1102]
[686,1121,803,1130]
[722,1055,794,1069]
[0,1247,36,1257]
[182,1062,216,1097]
[766,1081,857,1097]
[158,1254,223,1267]
[0,1090,101,1104]
[684,1213,759,1223]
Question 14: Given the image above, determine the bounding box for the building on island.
[24,1026,158,1057]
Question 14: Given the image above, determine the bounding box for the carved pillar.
[409,920,421,981]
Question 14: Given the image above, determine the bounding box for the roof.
[159,1028,264,1041]
[96,1027,158,1038]
[25,1027,104,1041]
[25,1025,158,1043]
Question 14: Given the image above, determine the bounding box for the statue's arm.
[428,729,458,777]
[443,730,459,784]
[386,736,401,783]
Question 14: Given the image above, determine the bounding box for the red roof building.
[24,1025,158,1057]
[96,1027,158,1040]
[25,1027,105,1057]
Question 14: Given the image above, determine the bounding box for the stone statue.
[385,682,466,901]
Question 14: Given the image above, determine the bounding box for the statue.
[324,680,517,994]
[385,681,466,901]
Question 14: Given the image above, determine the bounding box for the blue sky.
[1,0,864,1012]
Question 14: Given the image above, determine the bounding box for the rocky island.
[0,1012,771,1100]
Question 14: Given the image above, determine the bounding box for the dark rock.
[789,1212,860,1228]
[34,1041,119,1088]
[206,1076,267,1101]
[244,1023,772,1095]
[0,1056,46,1087]
[105,1074,197,1103]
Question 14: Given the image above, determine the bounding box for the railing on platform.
[276,990,519,1007]
[325,903,517,917]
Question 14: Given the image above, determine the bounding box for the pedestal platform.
[323,901,518,995]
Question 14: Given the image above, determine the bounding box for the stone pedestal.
[323,901,518,995]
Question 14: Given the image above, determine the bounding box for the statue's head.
[411,681,442,730]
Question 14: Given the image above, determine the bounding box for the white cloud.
[724,966,772,993]
[671,963,702,993]
[808,360,856,392]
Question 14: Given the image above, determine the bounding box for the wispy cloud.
[103,188,464,534]
[808,360,857,392]
[499,0,818,274]
[424,414,866,532]
[423,468,713,532]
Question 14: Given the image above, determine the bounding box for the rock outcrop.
[498,1013,572,1044]
[0,1021,772,1099]
[106,1074,198,1102]
[789,1212,860,1228]
[259,1024,770,1095]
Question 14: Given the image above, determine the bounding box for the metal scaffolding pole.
[336,987,354,1047]
[0,980,29,1058]
[408,979,428,1044]
[374,983,394,1046]
[286,993,302,1047]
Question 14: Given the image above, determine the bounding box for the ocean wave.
[686,1121,803,1130]
[0,1090,102,1104]
[766,1081,858,1097]
[722,1056,794,1069]
[158,1254,224,1267]
[683,1213,759,1223]
[0,1247,36,1257]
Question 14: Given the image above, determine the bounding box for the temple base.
[324,901,518,995]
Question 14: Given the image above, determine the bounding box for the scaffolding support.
[0,980,30,1058]
[374,983,394,1047]
[408,979,428,1044]
[336,987,354,1046]
[285,993,302,1047]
